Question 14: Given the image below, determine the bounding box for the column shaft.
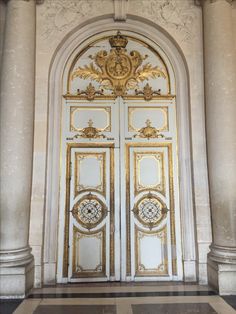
[203,0,236,294]
[0,0,36,297]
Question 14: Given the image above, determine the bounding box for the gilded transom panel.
[66,32,171,100]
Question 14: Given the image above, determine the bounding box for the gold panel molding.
[74,152,106,197]
[134,151,165,196]
[135,226,168,276]
[128,106,169,133]
[72,226,106,278]
[70,106,111,132]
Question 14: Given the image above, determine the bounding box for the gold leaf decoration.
[136,64,166,82]
[71,32,167,98]
[72,63,102,82]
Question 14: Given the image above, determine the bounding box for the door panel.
[68,146,115,280]
[126,144,173,279]
[64,98,181,282]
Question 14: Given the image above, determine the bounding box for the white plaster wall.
[30,0,212,286]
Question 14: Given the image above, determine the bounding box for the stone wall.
[0,0,6,72]
[30,0,212,286]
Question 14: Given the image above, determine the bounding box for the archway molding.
[44,15,197,283]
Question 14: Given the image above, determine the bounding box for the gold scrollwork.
[73,119,106,139]
[71,193,108,230]
[77,83,104,100]
[135,83,161,101]
[133,192,168,229]
[134,119,164,140]
[71,31,166,98]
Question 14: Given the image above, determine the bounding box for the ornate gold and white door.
[59,31,183,282]
[121,100,179,280]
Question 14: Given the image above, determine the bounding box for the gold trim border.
[64,94,175,101]
[128,106,169,133]
[135,225,168,276]
[134,151,165,196]
[72,225,106,278]
[70,106,111,132]
[74,152,106,198]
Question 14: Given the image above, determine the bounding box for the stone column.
[202,0,236,294]
[0,0,36,298]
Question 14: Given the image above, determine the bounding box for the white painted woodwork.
[55,32,188,283]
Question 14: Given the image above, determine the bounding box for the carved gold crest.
[71,31,166,97]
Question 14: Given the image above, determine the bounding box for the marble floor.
[1,283,236,314]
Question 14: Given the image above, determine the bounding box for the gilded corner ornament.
[71,31,166,98]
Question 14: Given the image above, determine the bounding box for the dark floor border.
[222,296,236,310]
[0,299,23,314]
[28,290,217,299]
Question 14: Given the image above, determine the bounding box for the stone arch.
[44,15,196,283]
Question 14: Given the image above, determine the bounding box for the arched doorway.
[58,31,183,282]
[44,17,196,283]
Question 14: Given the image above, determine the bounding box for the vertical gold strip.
[126,144,131,276]
[72,226,76,275]
[168,144,177,275]
[63,144,71,277]
[110,147,115,276]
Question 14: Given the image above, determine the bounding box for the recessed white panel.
[71,107,111,131]
[139,156,160,187]
[140,235,162,269]
[129,107,168,132]
[79,157,101,188]
[78,236,101,270]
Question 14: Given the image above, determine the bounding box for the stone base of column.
[0,246,34,298]
[0,260,34,298]
[208,245,236,295]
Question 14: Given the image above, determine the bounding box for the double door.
[64,97,181,282]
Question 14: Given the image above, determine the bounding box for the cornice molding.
[3,0,44,3]
[195,0,234,6]
[114,0,129,22]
